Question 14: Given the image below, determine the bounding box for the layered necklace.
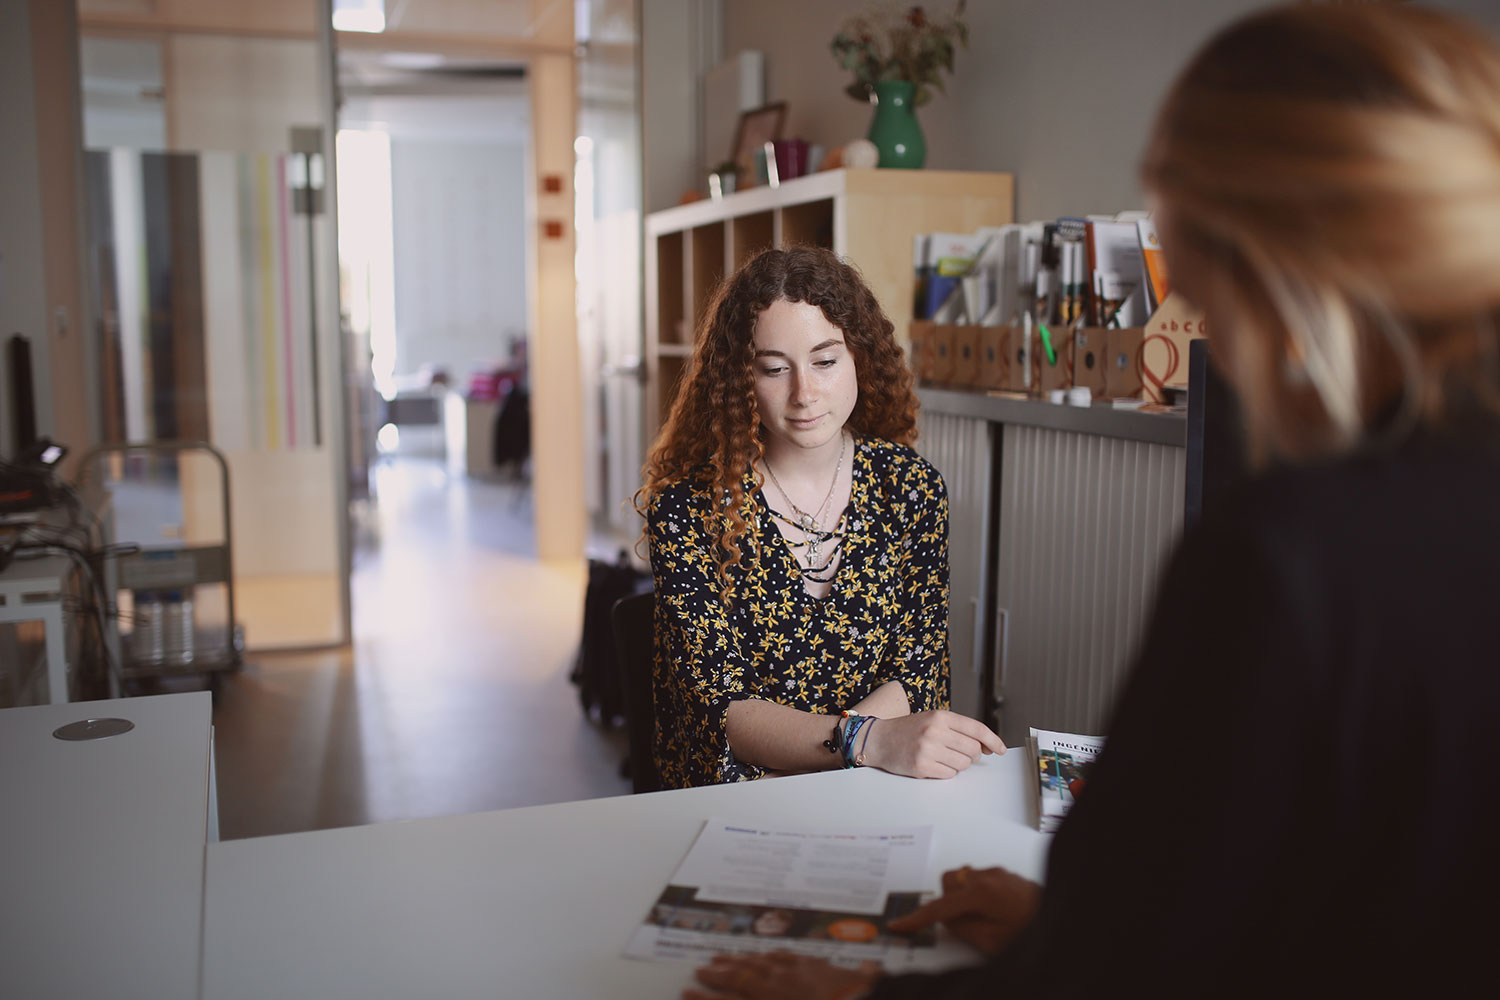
[763,433,848,584]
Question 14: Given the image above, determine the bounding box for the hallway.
[211,458,632,840]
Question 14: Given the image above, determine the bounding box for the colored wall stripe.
[257,156,281,449]
[276,155,298,448]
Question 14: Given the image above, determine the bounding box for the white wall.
[389,138,528,378]
[641,0,721,213]
[723,0,1500,221]
[80,35,166,151]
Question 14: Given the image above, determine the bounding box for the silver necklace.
[765,433,846,568]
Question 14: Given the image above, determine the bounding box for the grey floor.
[210,457,632,840]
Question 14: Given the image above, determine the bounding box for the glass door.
[577,0,644,542]
[77,2,349,650]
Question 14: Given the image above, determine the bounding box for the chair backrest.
[611,591,662,794]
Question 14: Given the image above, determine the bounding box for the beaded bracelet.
[822,711,856,757]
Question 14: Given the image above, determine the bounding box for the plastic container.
[131,591,165,666]
[162,589,195,666]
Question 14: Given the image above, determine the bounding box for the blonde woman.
[685,5,1500,998]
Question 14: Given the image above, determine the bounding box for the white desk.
[202,753,1048,1000]
[0,692,216,1000]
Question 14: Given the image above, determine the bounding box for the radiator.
[994,424,1185,745]
[914,411,993,722]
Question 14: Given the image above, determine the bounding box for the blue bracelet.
[841,715,871,769]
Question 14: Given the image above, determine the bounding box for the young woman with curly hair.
[637,245,1003,789]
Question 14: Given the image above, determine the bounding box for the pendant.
[798,513,817,532]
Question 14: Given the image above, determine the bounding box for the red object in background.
[468,372,501,401]
[773,138,809,180]
[1068,778,1087,799]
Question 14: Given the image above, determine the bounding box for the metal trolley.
[78,441,243,695]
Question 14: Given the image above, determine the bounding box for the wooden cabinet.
[644,168,1014,441]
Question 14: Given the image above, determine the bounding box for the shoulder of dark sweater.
[1159,421,1500,737]
[1187,422,1500,587]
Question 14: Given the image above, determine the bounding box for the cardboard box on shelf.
[1140,292,1206,403]
[1001,325,1031,393]
[1104,327,1145,399]
[952,326,982,387]
[979,326,1011,390]
[1032,324,1074,393]
[929,324,957,385]
[910,320,936,382]
[1073,327,1109,399]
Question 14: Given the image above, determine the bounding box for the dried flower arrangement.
[830,2,970,107]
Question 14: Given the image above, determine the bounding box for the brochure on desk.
[1028,728,1106,834]
[626,818,969,971]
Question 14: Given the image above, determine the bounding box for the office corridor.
[211,458,631,840]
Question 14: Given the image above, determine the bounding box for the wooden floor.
[210,458,632,840]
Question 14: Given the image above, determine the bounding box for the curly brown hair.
[636,245,919,598]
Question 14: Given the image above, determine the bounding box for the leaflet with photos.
[625,818,976,972]
[1028,727,1105,834]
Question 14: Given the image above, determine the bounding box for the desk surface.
[0,692,213,1000]
[203,752,1048,1000]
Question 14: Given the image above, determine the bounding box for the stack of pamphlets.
[1027,728,1105,834]
[625,818,975,972]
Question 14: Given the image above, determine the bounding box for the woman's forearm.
[726,699,850,772]
[725,682,911,773]
[849,680,910,719]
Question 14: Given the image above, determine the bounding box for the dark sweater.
[873,428,1500,997]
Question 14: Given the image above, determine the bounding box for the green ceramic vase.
[866,80,926,169]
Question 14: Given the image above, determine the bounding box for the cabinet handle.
[969,596,983,676]
[993,607,1010,713]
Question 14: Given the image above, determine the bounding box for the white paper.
[675,819,932,914]
[625,818,973,971]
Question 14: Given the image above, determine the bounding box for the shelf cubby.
[655,229,686,345]
[689,221,727,331]
[731,211,774,270]
[644,169,1014,443]
[779,198,835,249]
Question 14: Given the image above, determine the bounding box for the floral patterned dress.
[645,436,951,788]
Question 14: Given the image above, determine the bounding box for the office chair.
[611,592,663,794]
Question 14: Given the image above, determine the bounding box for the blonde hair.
[1142,3,1500,463]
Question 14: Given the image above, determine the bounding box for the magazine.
[625,818,969,971]
[1027,728,1105,834]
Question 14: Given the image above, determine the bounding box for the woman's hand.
[885,866,1040,956]
[684,952,880,1000]
[859,711,1005,778]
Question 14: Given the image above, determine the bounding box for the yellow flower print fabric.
[645,436,951,788]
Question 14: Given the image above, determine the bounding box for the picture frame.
[731,102,788,187]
